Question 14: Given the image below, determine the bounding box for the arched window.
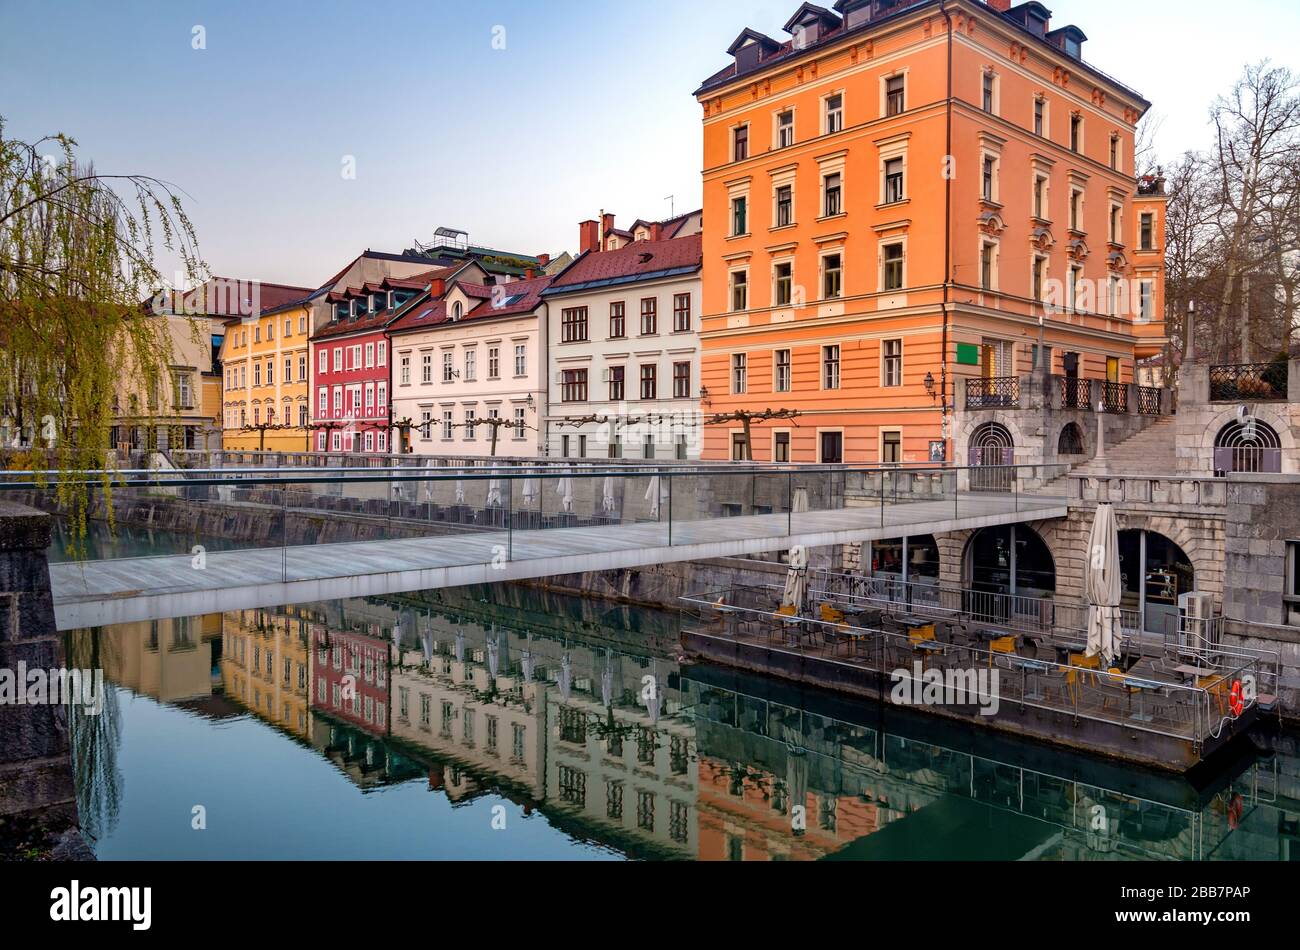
[963,525,1055,623]
[1058,422,1084,455]
[452,301,463,320]
[970,422,1014,491]
[1214,419,1281,474]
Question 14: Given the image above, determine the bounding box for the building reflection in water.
[79,588,1299,862]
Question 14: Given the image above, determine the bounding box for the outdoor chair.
[987,635,1018,670]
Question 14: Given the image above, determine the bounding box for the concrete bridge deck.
[49,492,1067,630]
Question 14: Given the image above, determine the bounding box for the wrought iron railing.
[1137,386,1163,415]
[965,376,1019,409]
[1099,381,1128,414]
[1209,362,1289,402]
[1213,446,1283,475]
[1058,376,1092,410]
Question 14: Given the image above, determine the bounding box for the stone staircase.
[1069,416,1178,477]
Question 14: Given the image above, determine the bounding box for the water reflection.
[66,585,1300,861]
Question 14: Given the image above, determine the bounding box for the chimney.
[537,253,551,268]
[579,219,599,254]
[649,222,663,242]
[525,267,536,279]
[986,0,1011,11]
[601,212,615,250]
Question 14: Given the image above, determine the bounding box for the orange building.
[695,0,1165,463]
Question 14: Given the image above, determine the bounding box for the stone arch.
[955,413,1036,466]
[1114,511,1223,609]
[1214,417,1282,474]
[960,522,1057,597]
[1197,404,1298,474]
[1057,422,1085,456]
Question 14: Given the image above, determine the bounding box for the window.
[982,71,996,113]
[823,172,842,216]
[731,432,748,461]
[419,410,431,440]
[464,408,476,440]
[319,350,328,375]
[1033,96,1045,136]
[332,387,342,414]
[561,368,588,402]
[513,407,525,437]
[1068,264,1083,310]
[1286,542,1300,626]
[822,252,842,299]
[820,431,843,464]
[730,270,748,311]
[1070,188,1083,231]
[673,293,691,332]
[774,262,793,306]
[421,353,432,384]
[298,355,306,381]
[672,361,690,398]
[399,355,411,385]
[825,93,843,134]
[776,109,794,148]
[1139,213,1154,250]
[1033,255,1048,301]
[774,431,790,462]
[1139,280,1154,323]
[265,362,273,385]
[731,353,747,394]
[365,342,374,368]
[377,341,385,366]
[733,124,749,161]
[775,185,793,227]
[884,157,904,203]
[364,431,374,452]
[1110,204,1122,244]
[1070,113,1082,152]
[464,349,476,381]
[982,156,996,202]
[731,196,748,236]
[442,351,454,382]
[882,242,904,291]
[318,388,328,415]
[608,365,625,401]
[1034,174,1048,218]
[609,301,625,338]
[441,411,453,440]
[1109,134,1120,170]
[561,307,589,342]
[885,74,905,116]
[253,363,261,386]
[980,241,996,290]
[488,346,500,378]
[333,348,342,372]
[775,349,791,392]
[377,382,385,413]
[640,364,657,400]
[640,297,657,335]
[514,343,526,376]
[175,372,192,408]
[266,322,273,341]
[822,345,840,389]
[882,339,902,387]
[882,430,902,464]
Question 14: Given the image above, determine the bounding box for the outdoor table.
[1120,675,1165,723]
[1173,663,1217,684]
[1009,656,1051,700]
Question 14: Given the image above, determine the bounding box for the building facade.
[694,0,1165,464]
[542,215,704,460]
[388,266,552,458]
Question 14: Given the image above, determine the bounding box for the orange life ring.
[1229,680,1245,717]
[1227,794,1243,829]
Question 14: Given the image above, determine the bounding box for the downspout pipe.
[940,0,954,461]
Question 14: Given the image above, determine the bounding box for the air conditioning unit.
[1178,591,1219,657]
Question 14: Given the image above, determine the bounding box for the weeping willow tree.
[0,119,206,550]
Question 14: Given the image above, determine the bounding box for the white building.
[388,263,552,458]
[541,213,703,460]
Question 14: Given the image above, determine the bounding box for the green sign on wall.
[956,343,981,366]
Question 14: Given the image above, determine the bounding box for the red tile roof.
[386,275,554,336]
[547,234,702,292]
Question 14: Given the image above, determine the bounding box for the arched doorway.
[1214,419,1281,474]
[963,525,1055,623]
[1117,529,1194,637]
[1058,422,1084,456]
[969,422,1014,492]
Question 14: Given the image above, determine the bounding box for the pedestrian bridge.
[18,464,1070,630]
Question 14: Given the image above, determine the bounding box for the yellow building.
[220,292,317,452]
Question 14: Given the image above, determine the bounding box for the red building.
[309,274,433,453]
[312,626,391,736]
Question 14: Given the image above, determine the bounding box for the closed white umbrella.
[487,632,499,678]
[645,476,667,518]
[421,625,434,666]
[487,479,503,507]
[601,650,615,707]
[556,476,574,512]
[559,652,573,700]
[1085,502,1122,667]
[454,627,466,663]
[521,634,534,682]
[782,545,809,614]
[455,480,466,504]
[522,478,539,505]
[792,486,809,515]
[602,476,616,513]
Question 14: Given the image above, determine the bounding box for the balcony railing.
[965,376,1020,409]
[1209,362,1289,402]
[1137,386,1163,415]
[1058,376,1092,410]
[1099,380,1128,414]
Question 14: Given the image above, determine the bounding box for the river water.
[53,525,1300,861]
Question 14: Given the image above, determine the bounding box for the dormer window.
[334,302,347,321]
[1064,35,1081,58]
[452,301,463,321]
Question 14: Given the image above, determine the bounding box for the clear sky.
[2,0,1296,288]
